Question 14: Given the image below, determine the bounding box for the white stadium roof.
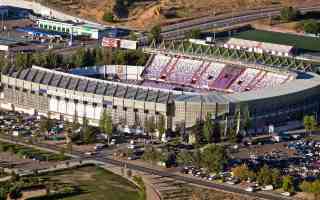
[226,38,294,54]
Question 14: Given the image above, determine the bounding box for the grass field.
[43,166,141,200]
[234,30,320,52]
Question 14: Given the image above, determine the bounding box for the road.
[140,4,320,42]
[0,135,290,200]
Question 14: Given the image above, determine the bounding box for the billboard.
[120,39,137,50]
[102,37,120,48]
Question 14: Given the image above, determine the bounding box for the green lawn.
[44,166,141,200]
[234,30,320,52]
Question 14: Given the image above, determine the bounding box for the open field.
[234,30,320,52]
[41,166,141,200]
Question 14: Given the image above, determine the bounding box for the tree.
[212,121,221,143]
[282,175,295,193]
[303,115,317,136]
[300,179,320,199]
[103,11,114,22]
[144,116,156,137]
[72,112,81,134]
[9,186,22,200]
[271,168,281,188]
[201,144,228,173]
[82,117,96,144]
[39,116,53,133]
[232,164,255,181]
[186,28,202,39]
[114,50,126,65]
[156,114,166,140]
[300,19,320,34]
[257,165,273,186]
[203,113,213,143]
[149,24,162,42]
[241,105,251,135]
[99,110,113,144]
[280,6,299,22]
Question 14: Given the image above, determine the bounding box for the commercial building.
[36,18,108,39]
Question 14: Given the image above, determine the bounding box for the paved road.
[0,135,290,200]
[140,4,320,42]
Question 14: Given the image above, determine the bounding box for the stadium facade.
[1,51,320,133]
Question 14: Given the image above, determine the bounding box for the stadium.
[1,40,320,134]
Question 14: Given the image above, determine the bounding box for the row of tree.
[176,144,228,173]
[0,47,148,72]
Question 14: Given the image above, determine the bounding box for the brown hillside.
[43,0,319,30]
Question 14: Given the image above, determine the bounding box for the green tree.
[82,117,96,144]
[282,175,295,193]
[232,164,255,181]
[303,115,317,135]
[280,6,299,22]
[149,24,162,42]
[300,19,320,34]
[156,114,166,140]
[39,116,53,133]
[257,165,273,186]
[72,112,81,134]
[99,110,113,144]
[114,50,126,65]
[271,168,281,188]
[201,144,228,173]
[300,179,320,199]
[186,28,202,39]
[203,113,213,143]
[73,48,87,67]
[103,11,114,22]
[9,186,22,200]
[212,121,221,143]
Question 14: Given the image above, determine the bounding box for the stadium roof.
[226,38,294,54]
[226,72,320,102]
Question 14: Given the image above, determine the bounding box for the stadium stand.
[143,53,294,93]
[144,54,172,79]
[229,68,261,92]
[167,57,202,84]
[210,66,245,90]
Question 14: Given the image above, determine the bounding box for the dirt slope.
[44,0,320,30]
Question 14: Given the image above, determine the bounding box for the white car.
[261,185,274,191]
[84,151,95,156]
[281,192,292,197]
[245,187,256,192]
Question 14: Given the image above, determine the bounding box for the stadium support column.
[215,103,218,120]
[184,100,187,137]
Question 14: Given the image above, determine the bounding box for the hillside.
[43,0,319,30]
